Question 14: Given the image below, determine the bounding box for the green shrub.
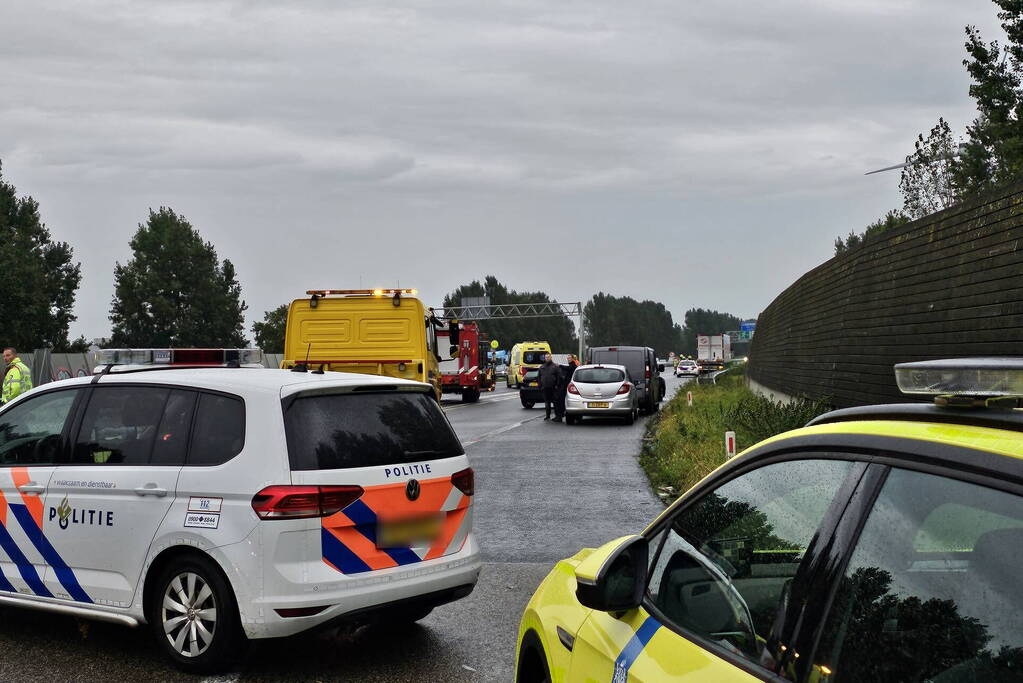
[727,393,832,444]
[640,376,831,504]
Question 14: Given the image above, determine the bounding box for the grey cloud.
[0,0,1007,340]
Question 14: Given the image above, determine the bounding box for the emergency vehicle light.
[97,348,263,366]
[305,288,418,297]
[895,358,1023,398]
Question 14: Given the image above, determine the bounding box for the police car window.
[150,390,197,466]
[646,459,853,670]
[0,389,79,465]
[814,468,1023,683]
[188,393,244,466]
[74,386,168,465]
[284,391,463,470]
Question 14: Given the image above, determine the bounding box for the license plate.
[587,402,610,409]
[377,515,443,548]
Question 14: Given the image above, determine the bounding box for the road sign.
[725,431,736,459]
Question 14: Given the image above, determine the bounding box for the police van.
[0,349,480,672]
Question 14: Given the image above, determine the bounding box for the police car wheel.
[150,555,243,673]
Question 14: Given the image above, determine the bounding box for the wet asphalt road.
[0,375,689,682]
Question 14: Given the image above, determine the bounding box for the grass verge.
[640,366,831,504]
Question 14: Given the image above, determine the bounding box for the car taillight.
[568,382,579,394]
[617,383,631,395]
[645,366,651,379]
[451,468,474,496]
[251,485,364,520]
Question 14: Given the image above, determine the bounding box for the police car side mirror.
[574,535,648,613]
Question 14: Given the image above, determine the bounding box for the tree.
[900,118,960,218]
[253,304,288,353]
[109,207,248,347]
[954,5,1023,192]
[0,161,82,351]
[679,308,742,356]
[583,292,683,354]
[443,276,577,352]
[834,210,910,256]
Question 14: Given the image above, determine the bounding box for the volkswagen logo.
[405,479,421,501]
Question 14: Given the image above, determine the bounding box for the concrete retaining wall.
[748,181,1023,408]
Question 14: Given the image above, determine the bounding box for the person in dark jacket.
[553,355,580,421]
[537,353,561,421]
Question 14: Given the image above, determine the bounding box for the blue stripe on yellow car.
[612,616,662,682]
[0,517,53,598]
[9,504,92,603]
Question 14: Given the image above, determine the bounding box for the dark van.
[586,346,665,413]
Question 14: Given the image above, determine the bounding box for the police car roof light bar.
[895,358,1023,399]
[97,348,263,367]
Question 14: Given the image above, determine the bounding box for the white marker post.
[687,391,693,407]
[725,431,736,460]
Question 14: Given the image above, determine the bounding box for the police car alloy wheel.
[150,555,243,673]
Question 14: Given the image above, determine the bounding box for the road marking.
[461,415,542,446]
[442,393,520,412]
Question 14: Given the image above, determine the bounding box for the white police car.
[0,349,480,672]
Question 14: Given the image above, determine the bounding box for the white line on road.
[442,393,520,412]
[461,415,542,446]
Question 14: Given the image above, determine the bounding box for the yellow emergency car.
[508,341,552,389]
[282,288,449,399]
[516,358,1023,682]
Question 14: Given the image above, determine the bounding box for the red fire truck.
[438,321,496,402]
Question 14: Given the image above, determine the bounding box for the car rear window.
[284,391,464,471]
[574,368,625,383]
[591,350,644,378]
[522,351,547,364]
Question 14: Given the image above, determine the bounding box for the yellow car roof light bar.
[895,358,1023,406]
[306,288,419,297]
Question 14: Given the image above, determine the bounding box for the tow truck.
[438,321,497,403]
[281,288,450,399]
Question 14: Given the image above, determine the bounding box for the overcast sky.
[0,0,1005,341]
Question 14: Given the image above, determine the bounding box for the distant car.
[495,363,508,379]
[674,360,699,377]
[519,369,543,408]
[564,364,638,425]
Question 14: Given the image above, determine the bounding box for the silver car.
[564,363,638,425]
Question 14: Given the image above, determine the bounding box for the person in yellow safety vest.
[2,347,32,403]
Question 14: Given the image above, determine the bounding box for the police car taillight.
[895,358,1023,399]
[97,348,263,366]
[451,468,474,496]
[251,485,364,519]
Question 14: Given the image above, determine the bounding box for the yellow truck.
[282,288,451,398]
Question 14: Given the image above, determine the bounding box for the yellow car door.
[569,608,757,682]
